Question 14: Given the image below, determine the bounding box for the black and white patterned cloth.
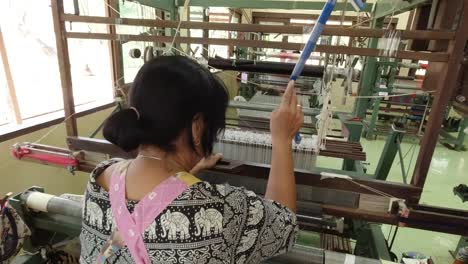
[80,159,298,264]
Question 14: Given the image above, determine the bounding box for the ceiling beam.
[174,0,374,12]
[253,12,357,21]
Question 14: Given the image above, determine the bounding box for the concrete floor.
[316,134,468,263]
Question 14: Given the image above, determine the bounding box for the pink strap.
[107,165,189,264]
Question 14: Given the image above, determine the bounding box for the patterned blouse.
[80,159,298,263]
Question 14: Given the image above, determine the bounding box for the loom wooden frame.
[27,0,467,235]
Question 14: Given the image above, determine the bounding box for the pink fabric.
[107,167,189,264]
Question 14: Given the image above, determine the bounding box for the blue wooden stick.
[291,0,365,144]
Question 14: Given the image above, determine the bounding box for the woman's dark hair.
[103,56,229,156]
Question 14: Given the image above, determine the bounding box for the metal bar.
[373,0,430,19]
[174,0,374,11]
[51,0,78,137]
[411,0,468,189]
[61,14,456,40]
[208,58,325,77]
[368,97,382,139]
[253,12,356,21]
[374,126,405,180]
[396,138,408,184]
[65,32,450,62]
[135,0,174,11]
[0,25,22,124]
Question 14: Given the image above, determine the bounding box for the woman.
[80,56,303,263]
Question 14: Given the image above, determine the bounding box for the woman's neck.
[138,146,192,173]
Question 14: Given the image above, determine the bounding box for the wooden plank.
[66,136,422,203]
[322,204,398,225]
[0,26,22,124]
[65,32,451,62]
[105,0,124,87]
[61,14,455,40]
[411,0,468,189]
[359,194,391,213]
[51,0,78,137]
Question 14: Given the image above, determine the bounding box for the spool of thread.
[129,48,141,59]
[454,247,468,264]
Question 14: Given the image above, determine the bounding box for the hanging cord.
[345,178,395,198]
[163,0,191,55]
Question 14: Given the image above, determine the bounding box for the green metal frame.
[338,113,364,172]
[135,0,174,11]
[374,125,405,181]
[351,220,393,261]
[364,61,399,139]
[373,0,430,20]
[9,187,81,264]
[174,0,373,11]
[354,18,384,119]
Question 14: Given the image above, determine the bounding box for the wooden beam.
[66,136,421,202]
[0,25,22,124]
[105,0,124,87]
[61,14,455,40]
[411,0,468,189]
[51,0,78,137]
[0,102,114,142]
[65,32,451,62]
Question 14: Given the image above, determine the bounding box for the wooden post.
[106,0,124,88]
[411,0,468,188]
[202,8,209,58]
[51,0,78,137]
[0,25,22,124]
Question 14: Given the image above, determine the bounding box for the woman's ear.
[192,114,204,149]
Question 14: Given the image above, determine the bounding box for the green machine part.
[338,113,365,173]
[354,18,384,119]
[351,220,394,261]
[374,124,406,181]
[365,61,399,139]
[8,187,82,264]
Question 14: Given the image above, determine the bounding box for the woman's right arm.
[265,80,303,212]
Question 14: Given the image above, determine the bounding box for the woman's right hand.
[270,80,304,145]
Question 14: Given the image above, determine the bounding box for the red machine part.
[11,146,78,167]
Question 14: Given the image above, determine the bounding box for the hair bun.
[102,108,144,152]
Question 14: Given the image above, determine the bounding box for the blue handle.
[289,0,365,143]
[294,133,302,145]
[290,0,337,81]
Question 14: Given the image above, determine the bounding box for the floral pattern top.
[80,159,298,263]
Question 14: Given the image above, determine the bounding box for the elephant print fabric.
[80,159,298,263]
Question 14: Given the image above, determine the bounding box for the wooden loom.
[9,0,468,241]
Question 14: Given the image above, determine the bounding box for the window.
[209,7,230,58]
[190,7,204,58]
[117,0,158,82]
[64,0,114,107]
[0,0,114,134]
[0,52,12,126]
[0,0,63,120]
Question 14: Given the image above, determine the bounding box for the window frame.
[0,0,118,141]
